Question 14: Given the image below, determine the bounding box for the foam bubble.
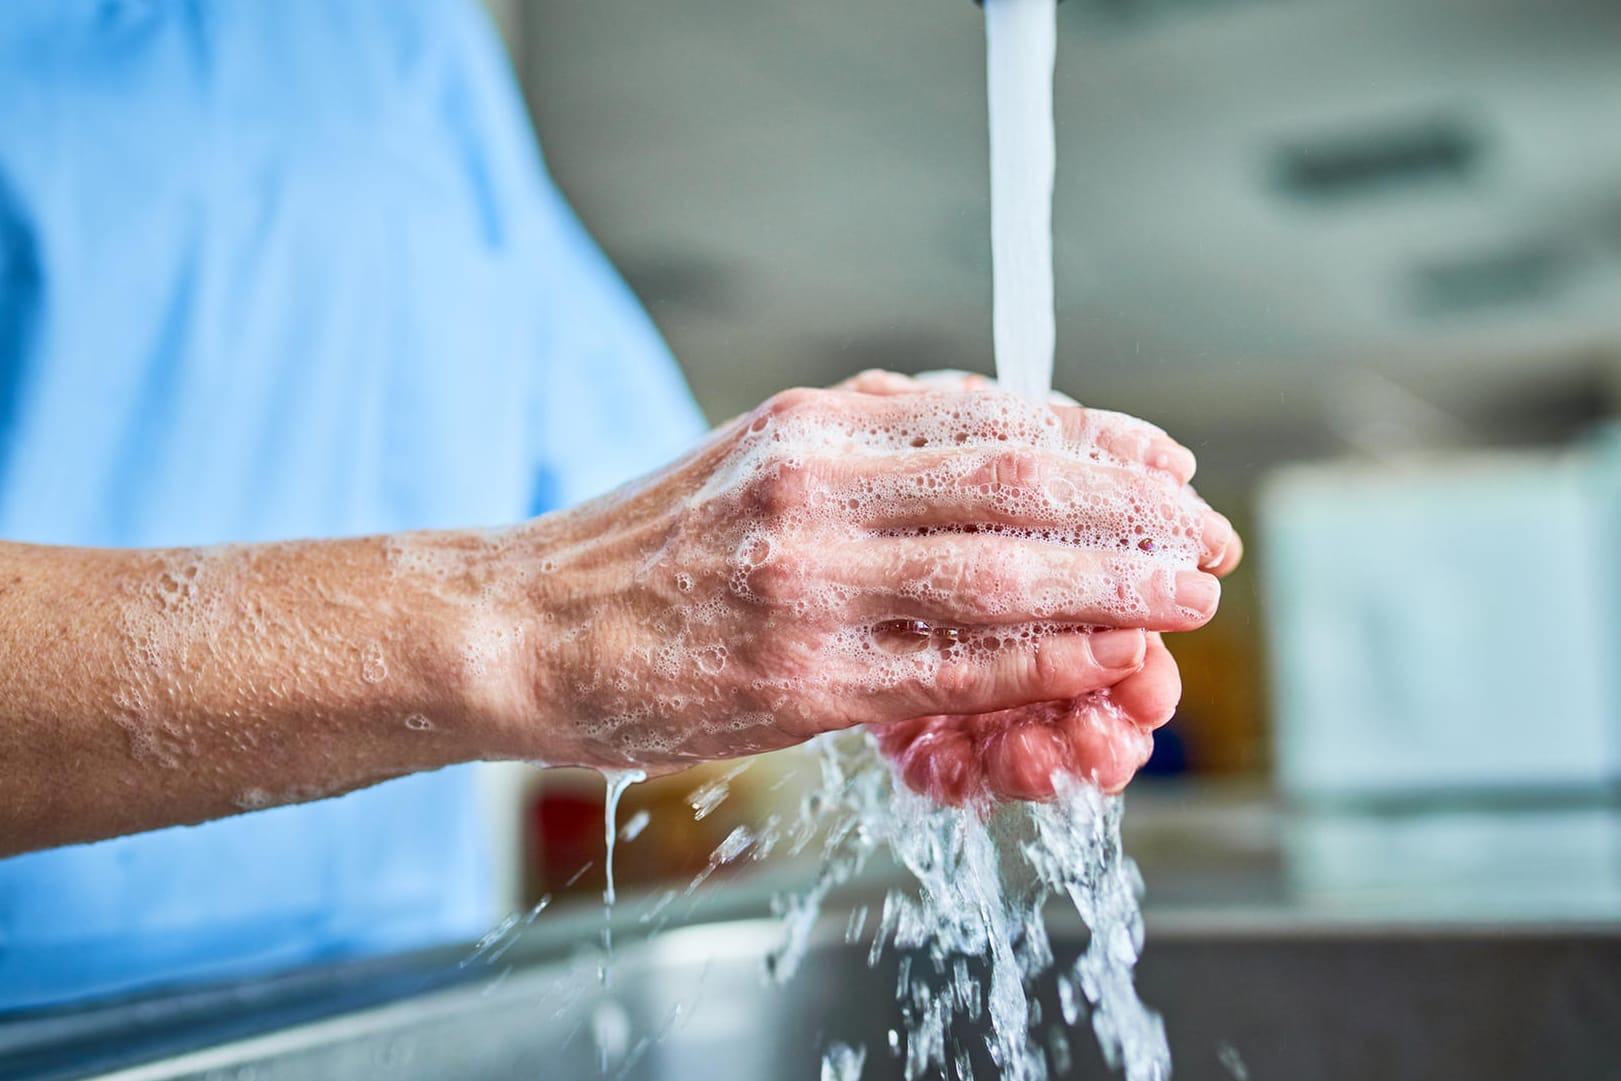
[360,641,388,684]
[369,376,1209,774]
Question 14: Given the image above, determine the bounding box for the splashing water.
[772,733,1169,1081]
[620,808,652,842]
[1217,1042,1250,1081]
[821,1041,868,1081]
[687,760,751,821]
[462,894,551,970]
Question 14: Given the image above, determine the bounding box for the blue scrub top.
[0,0,707,1011]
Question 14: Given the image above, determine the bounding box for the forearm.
[0,534,521,856]
[0,381,1242,853]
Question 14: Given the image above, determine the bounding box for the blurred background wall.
[477,0,1621,900]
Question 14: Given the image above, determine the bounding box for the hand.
[874,632,1182,802]
[459,379,1231,773]
[833,370,1242,804]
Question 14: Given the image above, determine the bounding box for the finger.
[1199,508,1236,572]
[812,448,1227,569]
[1209,527,1243,577]
[865,391,1196,484]
[1106,633,1182,730]
[984,721,1073,802]
[1055,405,1197,485]
[874,628,1147,721]
[832,369,926,396]
[765,387,1197,493]
[910,370,994,393]
[845,536,1221,631]
[837,369,1091,415]
[764,385,1196,488]
[834,369,995,397]
[810,446,1190,535]
[1058,702,1156,795]
[878,722,984,807]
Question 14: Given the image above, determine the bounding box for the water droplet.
[619,809,651,842]
[820,1041,867,1081]
[360,642,388,684]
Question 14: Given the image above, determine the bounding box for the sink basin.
[5,904,1617,1081]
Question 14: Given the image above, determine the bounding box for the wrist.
[395,528,561,765]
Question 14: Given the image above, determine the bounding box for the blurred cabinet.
[517,757,802,906]
[1260,437,1621,801]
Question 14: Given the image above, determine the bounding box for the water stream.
[986,0,1058,405]
[544,4,1169,1077]
[764,1,1166,1075]
[600,768,646,988]
[980,0,1172,1075]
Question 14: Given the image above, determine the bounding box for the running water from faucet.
[980,0,1172,1075]
[771,3,1169,1077]
[986,0,1057,404]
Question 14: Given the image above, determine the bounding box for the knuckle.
[749,461,812,517]
[983,448,1045,492]
[1128,466,1167,499]
[1145,694,1179,729]
[763,386,826,420]
[930,547,985,608]
[1055,404,1096,447]
[1030,638,1068,688]
[1121,471,1176,515]
[1096,417,1154,461]
[846,369,898,394]
[745,556,800,603]
[971,548,1024,602]
[1128,414,1173,444]
[894,542,936,592]
[771,549,811,584]
[932,658,984,701]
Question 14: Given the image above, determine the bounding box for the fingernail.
[1176,571,1221,616]
[1090,628,1146,669]
[1150,441,1197,481]
[1201,510,1233,567]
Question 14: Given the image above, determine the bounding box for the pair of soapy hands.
[525,369,1240,806]
[844,371,1240,802]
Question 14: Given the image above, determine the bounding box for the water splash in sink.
[774,733,1169,1081]
[821,1041,868,1081]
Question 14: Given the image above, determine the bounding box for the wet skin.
[836,371,1244,805]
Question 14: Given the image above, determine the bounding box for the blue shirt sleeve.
[0,0,709,1014]
[422,0,708,514]
[527,180,710,512]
